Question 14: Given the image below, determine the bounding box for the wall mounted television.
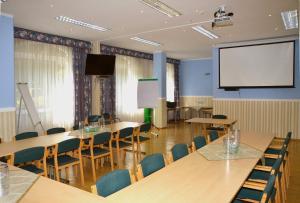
[85,54,116,76]
[219,40,295,89]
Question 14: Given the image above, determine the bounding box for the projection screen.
[219,41,295,88]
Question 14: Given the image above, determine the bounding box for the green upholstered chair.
[91,169,135,197]
[47,138,84,185]
[208,130,219,142]
[192,135,207,152]
[233,174,276,203]
[137,153,166,180]
[15,131,38,141]
[12,146,47,176]
[46,127,66,135]
[82,132,113,181]
[88,115,101,123]
[124,123,151,158]
[170,144,189,162]
[206,114,227,136]
[106,127,133,167]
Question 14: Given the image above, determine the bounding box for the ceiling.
[2,0,299,59]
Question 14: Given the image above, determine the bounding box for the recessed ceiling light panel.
[130,37,161,46]
[0,0,7,3]
[140,0,182,17]
[281,10,298,30]
[55,16,108,32]
[192,26,219,39]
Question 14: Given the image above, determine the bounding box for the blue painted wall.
[153,52,166,98]
[179,59,213,96]
[0,15,14,108]
[212,40,300,99]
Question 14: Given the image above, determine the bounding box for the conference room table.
[107,131,275,203]
[0,121,141,158]
[185,117,237,141]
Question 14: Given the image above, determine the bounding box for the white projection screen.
[219,41,295,88]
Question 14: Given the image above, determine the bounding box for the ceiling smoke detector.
[212,5,234,29]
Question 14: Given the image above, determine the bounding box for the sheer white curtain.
[166,63,175,102]
[115,55,153,122]
[15,39,74,133]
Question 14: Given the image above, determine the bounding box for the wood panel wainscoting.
[0,108,16,142]
[213,99,300,139]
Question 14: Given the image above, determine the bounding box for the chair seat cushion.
[234,188,263,202]
[249,170,269,181]
[82,147,110,156]
[265,148,281,154]
[20,164,44,174]
[124,136,150,142]
[47,155,79,166]
[105,141,132,148]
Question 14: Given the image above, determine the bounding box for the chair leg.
[117,142,121,168]
[79,159,85,185]
[91,158,96,182]
[55,167,60,182]
[110,153,114,171]
[65,167,69,180]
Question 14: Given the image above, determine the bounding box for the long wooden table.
[107,131,275,203]
[19,176,110,203]
[185,117,237,141]
[0,122,141,158]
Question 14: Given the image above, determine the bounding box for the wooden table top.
[107,131,275,203]
[185,117,237,125]
[0,122,141,157]
[19,176,109,203]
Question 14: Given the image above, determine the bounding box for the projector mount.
[212,5,234,29]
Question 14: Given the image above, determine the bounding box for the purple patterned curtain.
[174,63,180,107]
[73,47,92,125]
[100,77,115,115]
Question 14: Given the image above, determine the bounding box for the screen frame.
[218,40,295,89]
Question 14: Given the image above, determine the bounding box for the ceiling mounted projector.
[212,5,234,29]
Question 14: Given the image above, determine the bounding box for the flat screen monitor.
[85,54,116,76]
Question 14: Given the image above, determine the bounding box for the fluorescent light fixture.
[130,37,161,46]
[0,0,7,3]
[281,10,298,30]
[140,0,182,17]
[192,26,219,39]
[55,16,108,32]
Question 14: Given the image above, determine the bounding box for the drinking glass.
[0,163,9,196]
[223,136,234,154]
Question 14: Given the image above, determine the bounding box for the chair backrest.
[212,114,227,119]
[284,132,292,146]
[166,101,176,108]
[119,127,133,139]
[193,136,206,150]
[140,123,151,133]
[88,115,101,123]
[96,169,131,197]
[271,156,283,176]
[57,138,80,154]
[93,132,111,145]
[261,175,276,203]
[47,127,66,135]
[140,153,165,177]
[15,131,38,141]
[171,144,189,161]
[209,130,218,142]
[14,146,45,165]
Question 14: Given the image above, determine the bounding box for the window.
[15,39,74,132]
[115,55,153,122]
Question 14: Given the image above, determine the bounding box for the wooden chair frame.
[49,141,84,185]
[82,135,114,182]
[11,146,48,177]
